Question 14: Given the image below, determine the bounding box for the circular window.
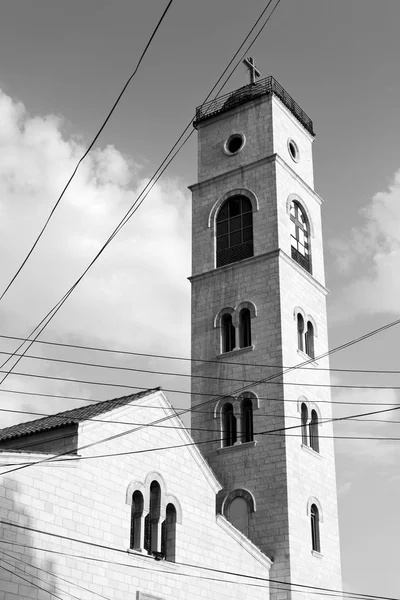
[288,139,299,162]
[224,133,245,155]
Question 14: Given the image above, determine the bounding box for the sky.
[0,0,399,596]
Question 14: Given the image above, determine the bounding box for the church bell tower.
[189,69,342,599]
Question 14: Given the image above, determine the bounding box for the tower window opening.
[310,503,321,553]
[239,308,252,348]
[305,321,315,359]
[297,313,305,352]
[221,313,236,353]
[224,133,245,155]
[290,201,311,273]
[161,503,177,562]
[144,481,161,555]
[309,410,319,453]
[288,139,299,162]
[130,490,144,551]
[216,196,253,267]
[222,403,237,447]
[241,398,254,443]
[301,403,308,446]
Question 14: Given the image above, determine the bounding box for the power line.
[0,0,174,302]
[0,561,67,600]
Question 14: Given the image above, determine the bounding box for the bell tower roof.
[193,75,315,136]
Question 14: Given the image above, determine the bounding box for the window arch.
[161,503,177,562]
[305,321,315,358]
[290,200,311,273]
[241,398,253,443]
[301,403,308,446]
[222,403,237,447]
[144,481,161,555]
[221,313,236,353]
[216,195,253,267]
[130,490,144,551]
[310,503,321,553]
[309,409,319,453]
[297,313,305,352]
[239,308,252,348]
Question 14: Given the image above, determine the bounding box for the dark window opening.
[226,134,244,154]
[222,403,237,447]
[290,201,311,273]
[309,410,319,453]
[241,398,254,443]
[311,504,321,553]
[130,490,144,550]
[297,313,305,352]
[161,503,177,562]
[305,321,315,359]
[216,196,253,267]
[221,313,235,353]
[239,308,252,348]
[144,481,161,555]
[301,403,308,446]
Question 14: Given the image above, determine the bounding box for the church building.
[0,70,342,599]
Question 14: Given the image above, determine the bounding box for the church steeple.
[190,73,342,599]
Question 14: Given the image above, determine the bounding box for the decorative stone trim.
[301,444,322,459]
[221,488,257,516]
[306,496,324,522]
[207,187,259,228]
[216,440,257,454]
[217,345,255,359]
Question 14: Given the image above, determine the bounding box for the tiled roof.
[0,387,161,442]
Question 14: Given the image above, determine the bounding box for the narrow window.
[229,497,249,537]
[222,403,237,447]
[297,313,305,352]
[216,196,253,267]
[310,504,321,553]
[221,313,235,353]
[130,490,144,550]
[144,481,161,555]
[241,398,253,443]
[301,403,308,446]
[309,410,319,453]
[239,308,251,348]
[305,321,315,359]
[290,201,311,273]
[161,503,177,562]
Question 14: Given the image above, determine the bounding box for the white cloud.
[0,88,192,426]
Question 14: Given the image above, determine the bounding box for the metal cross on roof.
[242,57,262,85]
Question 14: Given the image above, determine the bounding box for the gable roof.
[0,388,161,442]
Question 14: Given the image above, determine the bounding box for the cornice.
[216,515,273,570]
[274,153,324,205]
[189,249,280,283]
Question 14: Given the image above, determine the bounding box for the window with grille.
[290,201,311,273]
[216,196,253,267]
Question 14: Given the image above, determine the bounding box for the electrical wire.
[0,0,174,302]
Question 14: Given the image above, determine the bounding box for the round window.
[224,133,245,155]
[288,139,299,162]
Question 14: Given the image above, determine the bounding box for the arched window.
[144,481,161,555]
[216,196,253,267]
[310,504,321,553]
[309,410,319,453]
[301,403,308,446]
[161,503,177,562]
[229,497,249,537]
[297,313,305,352]
[239,308,251,348]
[130,490,144,551]
[305,321,315,359]
[290,201,311,273]
[221,313,236,353]
[222,403,237,447]
[241,398,253,443]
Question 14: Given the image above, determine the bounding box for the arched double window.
[222,403,237,447]
[216,196,253,267]
[300,403,320,453]
[290,200,311,273]
[221,313,236,353]
[296,312,315,359]
[310,503,321,553]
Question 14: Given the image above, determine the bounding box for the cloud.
[0,88,192,426]
[329,168,400,316]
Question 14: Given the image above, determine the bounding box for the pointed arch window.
[241,398,254,443]
[310,504,321,553]
[309,410,319,453]
[161,503,177,562]
[144,481,161,555]
[305,321,315,359]
[301,403,308,446]
[222,403,237,447]
[130,490,144,551]
[221,313,236,353]
[290,201,311,273]
[239,308,252,348]
[297,313,305,352]
[216,196,253,268]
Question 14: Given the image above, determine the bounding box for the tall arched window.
[221,313,235,353]
[241,398,253,443]
[290,201,311,273]
[301,403,308,446]
[222,403,237,447]
[297,313,305,352]
[309,410,319,453]
[229,497,249,537]
[305,321,315,358]
[310,504,321,553]
[239,308,252,348]
[130,490,144,551]
[161,503,177,562]
[216,196,253,267]
[144,481,161,555]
